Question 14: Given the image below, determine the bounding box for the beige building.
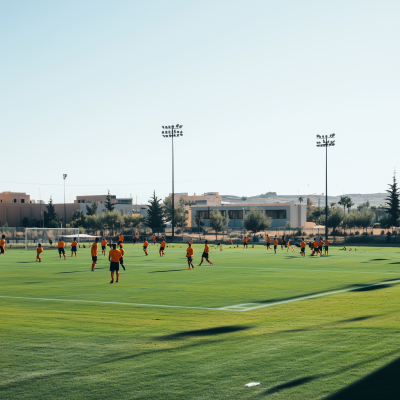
[0,191,33,204]
[171,192,222,206]
[0,192,43,226]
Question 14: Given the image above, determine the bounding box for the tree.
[243,208,271,234]
[44,196,58,227]
[330,202,336,208]
[306,197,315,222]
[357,208,375,232]
[241,196,247,201]
[122,214,144,228]
[85,214,103,234]
[285,221,291,230]
[86,199,98,216]
[194,214,205,231]
[101,211,122,235]
[379,215,391,231]
[338,196,351,214]
[145,191,165,231]
[385,174,400,226]
[105,190,115,212]
[298,197,303,204]
[346,213,357,234]
[346,200,354,214]
[327,206,345,233]
[163,195,187,226]
[208,210,229,239]
[22,217,29,227]
[70,210,86,228]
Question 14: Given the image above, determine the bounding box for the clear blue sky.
[1,0,399,204]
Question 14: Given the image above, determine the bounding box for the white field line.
[1,279,400,312]
[1,261,399,276]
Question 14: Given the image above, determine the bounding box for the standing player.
[274,236,278,254]
[143,238,148,256]
[312,238,319,256]
[109,244,122,283]
[36,243,43,262]
[101,237,108,256]
[119,244,126,270]
[71,237,78,257]
[118,234,124,245]
[281,235,285,250]
[58,237,66,260]
[91,237,99,271]
[286,238,291,252]
[229,239,233,245]
[197,240,213,266]
[266,234,271,250]
[153,235,156,245]
[300,238,306,257]
[318,237,324,256]
[186,243,194,269]
[243,236,248,249]
[324,238,330,255]
[159,238,166,257]
[0,234,5,255]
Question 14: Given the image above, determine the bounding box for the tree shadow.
[263,376,316,394]
[158,325,252,340]
[327,357,400,399]
[56,271,85,274]
[389,262,400,264]
[148,270,183,273]
[351,284,391,292]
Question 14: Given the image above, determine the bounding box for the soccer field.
[1,244,400,399]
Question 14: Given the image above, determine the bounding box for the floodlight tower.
[162,124,183,242]
[316,134,336,239]
[63,174,67,228]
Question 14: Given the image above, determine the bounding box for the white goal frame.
[25,228,80,250]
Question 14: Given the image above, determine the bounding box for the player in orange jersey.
[281,235,285,250]
[118,235,124,245]
[300,238,306,257]
[71,237,78,257]
[159,238,166,257]
[143,239,148,256]
[0,234,5,255]
[186,243,194,269]
[286,238,291,252]
[153,235,156,245]
[119,244,126,270]
[91,237,99,271]
[197,240,213,266]
[101,238,108,255]
[229,239,233,245]
[109,244,122,283]
[243,236,248,249]
[266,234,271,250]
[273,237,278,254]
[58,238,66,259]
[324,238,330,255]
[312,238,319,256]
[318,237,324,256]
[36,243,43,262]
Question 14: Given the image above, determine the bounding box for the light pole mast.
[316,134,336,239]
[63,174,67,228]
[162,124,183,242]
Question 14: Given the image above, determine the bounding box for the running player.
[229,239,233,245]
[324,238,330,255]
[133,236,137,245]
[118,234,124,245]
[159,238,166,257]
[281,235,285,250]
[186,243,194,269]
[318,237,323,256]
[101,237,108,255]
[143,238,148,256]
[0,234,5,255]
[71,237,78,257]
[300,238,306,257]
[197,240,213,266]
[119,244,126,270]
[91,237,99,271]
[58,238,66,259]
[274,236,278,254]
[153,235,156,245]
[286,238,291,252]
[36,243,43,262]
[266,234,271,250]
[109,244,122,283]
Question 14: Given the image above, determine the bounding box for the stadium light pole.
[63,174,67,228]
[162,124,183,242]
[316,134,336,239]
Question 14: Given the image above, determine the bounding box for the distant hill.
[222,193,387,207]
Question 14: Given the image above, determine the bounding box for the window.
[14,199,17,203]
[21,199,25,203]
[245,209,263,215]
[266,210,286,219]
[228,210,243,219]
[197,210,209,219]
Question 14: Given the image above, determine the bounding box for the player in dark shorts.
[71,237,78,257]
[324,238,330,255]
[0,234,5,254]
[197,240,212,266]
[119,244,126,271]
[186,243,194,269]
[109,244,122,283]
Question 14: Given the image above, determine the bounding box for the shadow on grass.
[370,258,390,261]
[55,271,85,274]
[338,315,381,323]
[148,270,182,273]
[327,357,400,399]
[351,284,391,292]
[264,376,316,394]
[389,262,400,264]
[158,325,252,340]
[24,282,41,284]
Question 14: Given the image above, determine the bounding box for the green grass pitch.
[1,243,400,399]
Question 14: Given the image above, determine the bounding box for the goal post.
[25,228,80,250]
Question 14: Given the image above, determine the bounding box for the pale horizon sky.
[1,0,399,204]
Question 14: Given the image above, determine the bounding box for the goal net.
[25,228,80,250]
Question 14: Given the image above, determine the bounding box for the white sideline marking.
[1,279,399,312]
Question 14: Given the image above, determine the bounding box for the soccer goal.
[25,228,80,250]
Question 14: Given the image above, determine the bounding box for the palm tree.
[346,200,354,214]
[298,197,303,204]
[330,202,336,208]
[338,196,349,214]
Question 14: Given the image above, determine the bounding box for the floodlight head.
[180,133,183,136]
[162,126,164,129]
[316,135,321,138]
[331,133,335,138]
[63,174,67,179]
